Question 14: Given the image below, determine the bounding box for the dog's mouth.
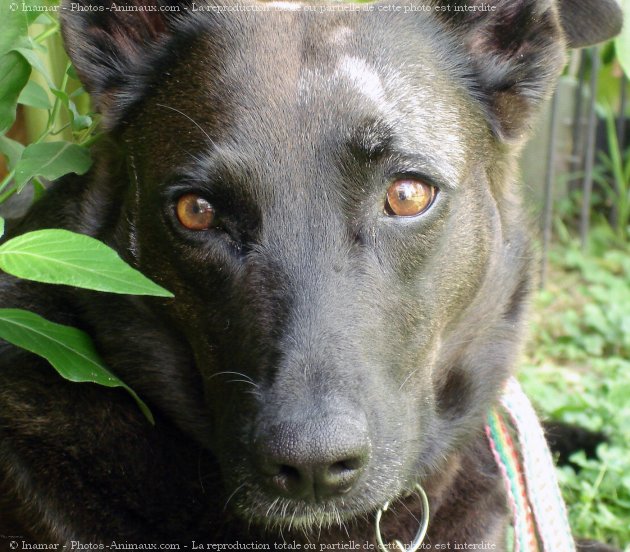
[229,476,422,536]
[216,425,437,536]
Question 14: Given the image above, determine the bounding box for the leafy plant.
[0,229,173,296]
[593,106,630,242]
[0,226,173,423]
[0,4,98,203]
[0,308,155,423]
[616,0,630,78]
[0,3,166,422]
[520,240,630,550]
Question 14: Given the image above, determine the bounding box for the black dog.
[0,0,622,548]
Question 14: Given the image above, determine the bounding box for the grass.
[519,230,630,551]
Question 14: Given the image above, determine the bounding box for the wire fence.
[539,48,629,287]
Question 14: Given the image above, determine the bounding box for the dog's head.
[60,0,621,532]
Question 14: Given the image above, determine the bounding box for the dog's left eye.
[385,179,436,217]
[176,194,216,230]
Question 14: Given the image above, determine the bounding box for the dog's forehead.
[220,10,466,120]
[298,53,390,107]
[149,9,483,187]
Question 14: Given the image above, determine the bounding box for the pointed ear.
[435,0,565,141]
[434,0,622,142]
[59,0,188,127]
[556,0,623,48]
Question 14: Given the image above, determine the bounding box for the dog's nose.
[254,416,370,501]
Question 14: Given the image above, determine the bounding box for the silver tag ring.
[375,483,430,552]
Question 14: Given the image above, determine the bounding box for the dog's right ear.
[60,0,189,127]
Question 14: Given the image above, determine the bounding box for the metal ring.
[375,483,430,552]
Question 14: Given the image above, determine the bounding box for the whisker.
[156,103,217,147]
[266,497,280,518]
[224,483,246,511]
[288,510,296,533]
[207,370,255,382]
[399,368,419,391]
[399,497,420,525]
[197,452,206,494]
[207,371,260,391]
[226,379,260,388]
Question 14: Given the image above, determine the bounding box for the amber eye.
[385,179,436,217]
[176,194,215,230]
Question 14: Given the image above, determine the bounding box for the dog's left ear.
[557,0,623,48]
[434,0,623,141]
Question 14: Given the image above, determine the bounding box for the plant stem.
[46,64,70,139]
[0,186,17,204]
[0,171,16,195]
[50,123,71,136]
[33,24,60,45]
[577,460,608,525]
[80,132,103,148]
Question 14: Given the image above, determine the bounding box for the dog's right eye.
[176,194,216,231]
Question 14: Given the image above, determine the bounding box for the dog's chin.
[231,483,409,535]
[237,500,361,535]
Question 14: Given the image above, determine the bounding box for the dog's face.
[60,0,621,533]
[129,14,504,527]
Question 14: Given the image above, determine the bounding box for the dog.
[0,0,623,549]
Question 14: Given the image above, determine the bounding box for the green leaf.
[13,47,53,87]
[32,13,55,26]
[0,0,29,57]
[616,0,630,77]
[0,51,31,133]
[71,114,92,131]
[66,64,79,80]
[68,101,92,131]
[51,87,69,105]
[0,308,154,424]
[0,218,4,238]
[0,135,25,170]
[70,86,87,99]
[0,229,174,297]
[13,141,92,190]
[53,90,92,131]
[18,80,51,109]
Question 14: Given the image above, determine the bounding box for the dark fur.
[544,421,608,467]
[0,0,622,548]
